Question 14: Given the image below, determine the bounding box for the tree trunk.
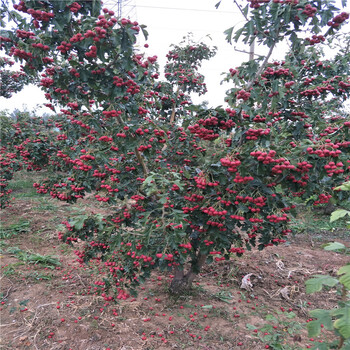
[169,253,207,294]
[323,202,336,215]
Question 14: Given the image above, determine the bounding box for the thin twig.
[0,286,12,302]
[234,46,264,58]
[1,0,20,26]
[233,0,249,21]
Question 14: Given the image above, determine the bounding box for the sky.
[0,0,349,114]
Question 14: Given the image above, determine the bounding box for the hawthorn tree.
[0,56,32,97]
[0,0,349,297]
[0,110,60,208]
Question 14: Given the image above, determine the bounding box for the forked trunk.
[169,253,207,294]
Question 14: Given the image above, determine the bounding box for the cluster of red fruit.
[85,45,97,58]
[327,12,349,28]
[301,4,317,18]
[324,161,344,177]
[31,42,49,51]
[16,29,35,39]
[96,13,118,29]
[188,124,219,141]
[14,1,55,28]
[220,157,241,172]
[10,48,33,60]
[262,66,291,78]
[313,193,332,205]
[247,0,269,9]
[246,128,270,140]
[306,35,325,45]
[68,2,82,13]
[236,89,251,101]
[56,41,72,54]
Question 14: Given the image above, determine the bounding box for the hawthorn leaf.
[71,215,88,230]
[224,26,235,44]
[232,27,244,43]
[140,25,149,40]
[51,19,64,32]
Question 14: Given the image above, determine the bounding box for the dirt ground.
[0,180,349,350]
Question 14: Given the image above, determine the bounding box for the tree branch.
[246,40,276,90]
[170,86,180,125]
[135,147,149,176]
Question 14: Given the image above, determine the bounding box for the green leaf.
[201,305,213,309]
[246,323,257,330]
[310,343,329,350]
[265,314,276,321]
[51,19,64,32]
[52,0,70,11]
[286,311,296,319]
[330,209,350,223]
[233,27,245,43]
[308,309,333,337]
[19,299,30,306]
[338,265,350,290]
[224,26,235,44]
[323,242,346,252]
[71,215,88,230]
[334,182,350,191]
[140,25,149,41]
[91,0,102,17]
[242,4,249,18]
[283,5,291,23]
[305,275,339,294]
[333,305,350,339]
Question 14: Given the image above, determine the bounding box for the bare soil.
[0,179,349,350]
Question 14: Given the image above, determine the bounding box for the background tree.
[0,56,32,97]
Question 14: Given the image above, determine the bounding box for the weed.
[0,220,30,239]
[35,202,57,211]
[6,246,61,267]
[213,290,234,303]
[57,243,71,255]
[25,271,53,281]
[247,311,304,349]
[9,178,40,198]
[2,263,21,276]
[0,240,8,251]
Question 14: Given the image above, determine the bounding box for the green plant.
[1,263,21,276]
[6,247,61,267]
[330,182,350,229]
[247,311,303,350]
[305,181,350,349]
[0,220,30,239]
[25,271,53,281]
